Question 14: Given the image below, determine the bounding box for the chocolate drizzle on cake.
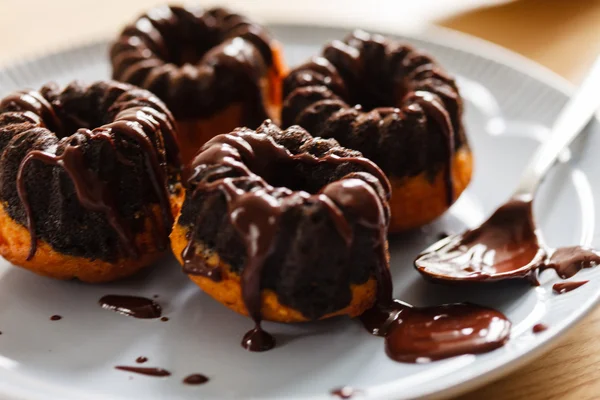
[415,197,600,284]
[405,91,455,204]
[110,5,280,122]
[182,122,391,350]
[0,82,179,262]
[282,30,467,205]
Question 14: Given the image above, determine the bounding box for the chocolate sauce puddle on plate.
[135,356,148,364]
[532,323,548,333]
[415,198,600,284]
[115,366,171,377]
[552,280,588,294]
[361,231,511,363]
[183,374,209,385]
[241,324,276,352]
[360,300,510,363]
[50,315,62,321]
[99,295,162,319]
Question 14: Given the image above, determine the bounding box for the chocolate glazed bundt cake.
[170,121,391,351]
[0,81,181,283]
[111,5,286,165]
[282,30,473,232]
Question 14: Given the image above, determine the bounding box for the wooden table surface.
[1,0,600,399]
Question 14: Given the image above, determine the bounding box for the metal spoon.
[415,57,600,284]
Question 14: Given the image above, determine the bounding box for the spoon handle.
[513,56,600,197]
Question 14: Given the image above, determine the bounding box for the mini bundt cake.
[111,5,286,165]
[0,81,180,283]
[282,30,473,232]
[170,121,391,350]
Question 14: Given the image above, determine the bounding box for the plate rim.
[1,21,598,400]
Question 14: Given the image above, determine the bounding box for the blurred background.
[1,1,599,399]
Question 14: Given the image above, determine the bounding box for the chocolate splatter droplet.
[99,295,162,319]
[183,374,209,385]
[115,366,171,377]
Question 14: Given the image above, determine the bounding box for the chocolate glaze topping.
[115,366,171,377]
[181,121,391,350]
[183,374,209,385]
[552,280,588,294]
[99,295,162,319]
[111,5,280,121]
[415,197,600,284]
[0,82,179,262]
[282,30,468,204]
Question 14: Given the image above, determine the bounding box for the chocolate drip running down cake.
[282,30,473,232]
[0,81,180,283]
[170,121,391,349]
[111,5,286,165]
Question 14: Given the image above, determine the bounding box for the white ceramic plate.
[0,24,599,400]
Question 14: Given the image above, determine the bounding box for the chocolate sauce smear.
[115,366,171,377]
[331,386,360,399]
[361,300,510,363]
[552,280,588,294]
[415,198,600,284]
[183,374,210,385]
[99,295,162,319]
[542,248,600,279]
[532,323,548,333]
[135,356,148,364]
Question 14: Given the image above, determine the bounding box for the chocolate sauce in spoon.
[415,198,600,284]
